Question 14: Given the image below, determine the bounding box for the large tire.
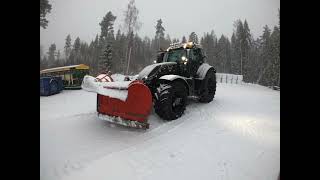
[198,69,216,103]
[154,80,188,120]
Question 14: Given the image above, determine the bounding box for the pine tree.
[242,20,253,82]
[99,44,113,73]
[155,19,165,50]
[99,11,116,45]
[40,0,52,28]
[188,32,198,43]
[98,11,116,74]
[200,31,215,66]
[64,34,72,60]
[215,35,231,73]
[270,26,280,86]
[89,34,100,74]
[230,32,238,74]
[55,50,61,67]
[181,36,187,43]
[232,19,252,78]
[68,37,80,65]
[73,37,81,52]
[257,25,272,85]
[47,43,56,67]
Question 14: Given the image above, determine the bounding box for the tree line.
[40,0,279,87]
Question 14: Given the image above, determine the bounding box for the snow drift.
[81,75,130,101]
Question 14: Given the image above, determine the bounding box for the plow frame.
[97,113,150,129]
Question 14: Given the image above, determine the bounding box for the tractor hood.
[137,62,177,80]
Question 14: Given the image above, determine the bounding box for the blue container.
[40,77,64,96]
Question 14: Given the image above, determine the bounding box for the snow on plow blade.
[82,75,152,129]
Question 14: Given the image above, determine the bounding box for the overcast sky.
[40,0,280,52]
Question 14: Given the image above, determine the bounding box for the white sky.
[40,0,280,53]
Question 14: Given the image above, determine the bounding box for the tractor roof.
[166,42,201,51]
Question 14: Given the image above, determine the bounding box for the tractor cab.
[158,42,206,77]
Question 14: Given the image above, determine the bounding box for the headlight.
[181,56,186,61]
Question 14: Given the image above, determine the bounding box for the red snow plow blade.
[97,80,152,129]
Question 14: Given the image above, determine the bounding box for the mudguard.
[137,62,177,80]
[159,75,190,95]
[196,63,216,79]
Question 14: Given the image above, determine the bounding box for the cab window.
[190,49,201,62]
[166,48,186,63]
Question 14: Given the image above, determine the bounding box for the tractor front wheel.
[154,80,188,120]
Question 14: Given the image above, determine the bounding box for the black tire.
[198,69,216,103]
[154,80,188,120]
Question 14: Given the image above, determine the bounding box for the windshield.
[165,49,186,62]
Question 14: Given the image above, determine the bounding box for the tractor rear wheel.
[198,69,216,103]
[154,80,188,120]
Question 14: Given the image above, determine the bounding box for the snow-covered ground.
[40,80,280,180]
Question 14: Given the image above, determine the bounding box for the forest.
[40,0,280,87]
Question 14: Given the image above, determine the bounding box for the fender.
[137,62,177,80]
[196,63,216,79]
[159,75,190,95]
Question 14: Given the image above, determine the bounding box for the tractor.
[82,42,216,129]
[137,42,217,120]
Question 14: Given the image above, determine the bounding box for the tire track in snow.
[41,111,198,180]
[42,86,224,180]
[41,83,279,180]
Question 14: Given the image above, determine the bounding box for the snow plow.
[82,75,152,129]
[82,42,217,129]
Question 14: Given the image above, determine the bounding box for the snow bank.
[98,88,128,101]
[81,75,130,101]
[111,74,126,81]
[111,74,138,81]
[81,75,99,93]
[103,81,131,90]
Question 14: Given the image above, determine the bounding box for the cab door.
[188,49,201,77]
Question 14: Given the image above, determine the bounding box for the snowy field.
[40,78,280,180]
